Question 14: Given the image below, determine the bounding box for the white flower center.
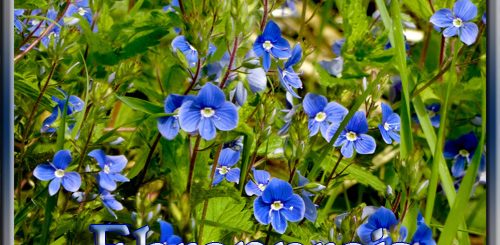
[103,165,111,174]
[218,166,229,175]
[383,122,390,131]
[453,18,463,27]
[55,169,65,178]
[263,41,273,51]
[258,183,266,191]
[315,112,327,122]
[78,7,87,16]
[346,131,358,141]
[271,201,284,211]
[200,107,215,118]
[371,228,390,241]
[32,20,41,25]
[459,149,470,158]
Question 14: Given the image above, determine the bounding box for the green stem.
[197,143,223,245]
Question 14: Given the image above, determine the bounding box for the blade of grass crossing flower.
[438,73,486,245]
[236,124,255,194]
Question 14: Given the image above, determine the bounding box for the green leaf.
[116,95,164,115]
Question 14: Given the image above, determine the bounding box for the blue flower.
[327,111,376,158]
[414,103,441,128]
[444,132,485,178]
[245,168,271,196]
[172,35,199,67]
[33,150,82,196]
[482,12,486,24]
[229,81,248,107]
[319,57,344,78]
[88,149,129,191]
[278,44,303,98]
[253,20,291,72]
[409,213,436,245]
[163,0,179,12]
[389,77,402,103]
[158,94,194,140]
[158,221,182,245]
[14,9,24,32]
[332,38,345,57]
[357,207,399,245]
[100,189,123,219]
[297,171,317,222]
[253,178,305,234]
[41,90,84,133]
[179,83,238,140]
[276,0,298,17]
[212,148,241,186]
[430,0,478,45]
[378,103,400,144]
[65,0,94,27]
[278,92,299,136]
[303,93,348,140]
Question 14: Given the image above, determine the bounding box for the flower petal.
[301,194,317,222]
[263,52,271,72]
[247,68,267,93]
[159,221,174,242]
[284,44,302,68]
[197,83,226,108]
[340,141,354,158]
[53,150,72,170]
[98,172,117,191]
[213,102,238,131]
[271,211,288,234]
[262,20,282,41]
[379,125,393,144]
[281,194,305,222]
[198,118,217,140]
[33,164,56,181]
[40,106,59,133]
[62,172,81,192]
[453,0,477,21]
[158,116,180,140]
[48,177,62,196]
[346,111,369,134]
[245,181,263,196]
[212,171,224,186]
[308,120,320,137]
[88,149,107,168]
[107,155,128,173]
[303,93,327,117]
[225,168,240,183]
[179,100,201,133]
[430,8,454,28]
[324,102,348,123]
[253,169,270,184]
[443,26,458,37]
[254,197,271,224]
[262,178,294,203]
[459,22,478,45]
[452,156,466,177]
[218,148,241,167]
[68,95,84,113]
[164,94,186,113]
[354,134,376,155]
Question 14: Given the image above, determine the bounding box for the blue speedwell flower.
[65,0,93,26]
[254,178,305,234]
[410,214,436,245]
[378,103,401,144]
[158,220,182,245]
[100,188,123,219]
[444,132,484,178]
[319,39,345,78]
[357,207,399,245]
[278,44,303,98]
[88,149,129,191]
[41,90,84,133]
[303,93,348,140]
[14,9,24,32]
[245,168,271,196]
[430,0,479,45]
[297,171,318,222]
[327,111,376,158]
[414,103,441,128]
[212,148,241,186]
[158,94,194,140]
[33,150,82,196]
[172,35,199,67]
[253,20,291,72]
[179,83,238,140]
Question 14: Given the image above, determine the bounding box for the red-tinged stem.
[14,0,71,62]
[260,0,268,32]
[183,59,202,95]
[219,37,239,89]
[186,135,202,194]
